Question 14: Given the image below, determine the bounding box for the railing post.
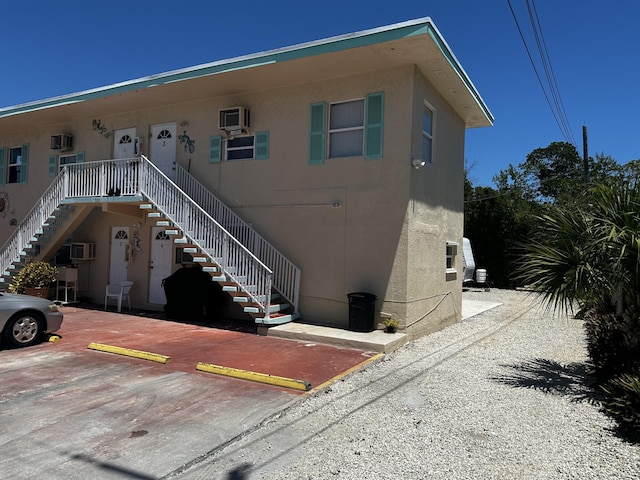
[222,235,229,272]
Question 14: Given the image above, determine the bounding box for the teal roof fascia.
[0,17,491,125]
[426,23,494,125]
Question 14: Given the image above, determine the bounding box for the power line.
[526,0,576,145]
[506,0,576,146]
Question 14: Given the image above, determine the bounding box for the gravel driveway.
[171,289,640,480]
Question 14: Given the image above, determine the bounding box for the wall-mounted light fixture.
[412,158,426,169]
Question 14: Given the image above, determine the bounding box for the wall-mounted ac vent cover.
[218,107,250,132]
[51,134,73,152]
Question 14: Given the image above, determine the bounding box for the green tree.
[464,177,543,288]
[494,142,626,206]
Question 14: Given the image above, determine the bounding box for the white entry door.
[109,227,129,285]
[114,128,137,159]
[149,227,172,304]
[150,123,177,180]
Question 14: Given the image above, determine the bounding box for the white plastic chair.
[104,281,133,312]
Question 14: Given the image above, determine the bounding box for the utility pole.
[582,125,589,184]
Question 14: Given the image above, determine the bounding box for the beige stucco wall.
[0,62,466,334]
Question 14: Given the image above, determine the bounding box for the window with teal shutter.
[309,102,326,165]
[255,131,269,160]
[76,151,85,163]
[0,147,5,186]
[209,136,222,163]
[48,155,57,176]
[19,144,29,184]
[365,92,384,160]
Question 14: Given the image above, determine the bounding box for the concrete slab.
[462,299,503,320]
[266,299,502,351]
[267,322,408,354]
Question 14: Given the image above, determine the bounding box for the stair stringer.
[31,204,95,264]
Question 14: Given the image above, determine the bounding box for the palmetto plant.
[518,183,640,316]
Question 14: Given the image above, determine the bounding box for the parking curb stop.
[87,343,172,364]
[196,362,311,391]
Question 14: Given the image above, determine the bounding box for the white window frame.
[328,98,365,159]
[7,146,22,184]
[226,135,255,161]
[446,241,458,274]
[59,154,78,171]
[422,101,435,164]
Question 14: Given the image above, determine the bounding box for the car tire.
[4,312,44,348]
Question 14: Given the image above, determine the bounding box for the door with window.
[114,128,136,159]
[109,227,129,285]
[150,123,177,180]
[149,227,172,304]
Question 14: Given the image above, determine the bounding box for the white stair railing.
[1,157,288,319]
[0,170,67,279]
[139,158,274,315]
[176,164,300,314]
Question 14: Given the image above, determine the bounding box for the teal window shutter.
[255,131,269,160]
[19,144,30,184]
[48,155,58,176]
[0,147,5,186]
[209,136,222,163]
[309,102,326,165]
[365,92,384,160]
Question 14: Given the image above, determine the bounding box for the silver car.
[0,292,64,348]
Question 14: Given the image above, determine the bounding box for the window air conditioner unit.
[51,134,73,152]
[218,107,250,132]
[70,242,96,261]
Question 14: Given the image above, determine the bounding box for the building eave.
[0,17,493,131]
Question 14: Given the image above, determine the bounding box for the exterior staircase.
[0,204,93,290]
[141,204,298,325]
[0,156,300,325]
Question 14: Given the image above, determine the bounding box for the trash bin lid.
[347,292,377,300]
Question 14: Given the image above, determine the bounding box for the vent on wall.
[51,134,73,152]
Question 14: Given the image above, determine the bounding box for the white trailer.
[462,237,476,286]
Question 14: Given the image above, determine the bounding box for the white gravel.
[172,289,640,480]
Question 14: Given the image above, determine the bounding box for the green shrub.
[9,261,58,294]
[583,307,640,382]
[601,373,640,442]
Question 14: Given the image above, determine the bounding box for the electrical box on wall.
[51,134,73,152]
[70,242,95,261]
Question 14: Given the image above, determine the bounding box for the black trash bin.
[162,264,226,320]
[347,292,377,332]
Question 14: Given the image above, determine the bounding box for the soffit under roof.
[0,18,493,133]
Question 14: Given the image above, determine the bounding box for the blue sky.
[1,1,638,186]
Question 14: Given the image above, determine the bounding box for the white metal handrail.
[138,157,274,314]
[1,157,287,318]
[65,158,141,197]
[176,164,300,313]
[0,170,67,278]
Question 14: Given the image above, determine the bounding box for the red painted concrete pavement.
[55,305,378,392]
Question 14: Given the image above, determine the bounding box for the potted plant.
[382,317,399,334]
[9,261,58,299]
